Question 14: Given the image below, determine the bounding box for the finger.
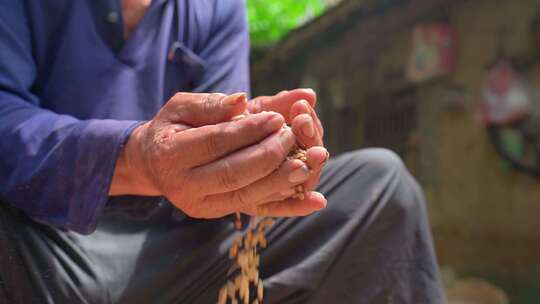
[188,128,296,195]
[302,146,329,192]
[291,114,321,148]
[253,192,327,217]
[159,92,247,126]
[197,159,310,216]
[171,111,285,167]
[290,99,311,116]
[310,105,324,139]
[305,146,329,170]
[290,99,324,140]
[257,190,296,204]
[248,88,316,121]
[303,174,321,194]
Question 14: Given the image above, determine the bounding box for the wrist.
[110,122,161,196]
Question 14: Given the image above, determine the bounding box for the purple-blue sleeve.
[0,1,141,234]
[192,0,251,95]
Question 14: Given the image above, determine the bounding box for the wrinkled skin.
[111,90,328,218]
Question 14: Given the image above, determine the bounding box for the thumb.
[160,92,247,126]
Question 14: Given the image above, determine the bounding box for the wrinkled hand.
[249,89,328,196]
[112,92,327,218]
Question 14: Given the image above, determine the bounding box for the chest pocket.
[166,41,207,93]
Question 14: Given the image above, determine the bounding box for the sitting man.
[0,0,444,303]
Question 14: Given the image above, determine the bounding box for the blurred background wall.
[250,0,540,302]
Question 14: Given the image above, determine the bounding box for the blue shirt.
[0,0,250,234]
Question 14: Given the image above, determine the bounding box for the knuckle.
[173,92,187,99]
[200,94,212,110]
[150,136,173,158]
[203,127,222,155]
[171,92,189,106]
[218,160,239,191]
[202,93,226,110]
[198,94,223,120]
[161,93,189,120]
[211,92,226,102]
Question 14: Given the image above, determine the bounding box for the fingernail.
[302,88,315,94]
[231,114,246,121]
[298,99,311,111]
[288,165,310,183]
[301,118,315,138]
[320,150,330,165]
[265,113,284,132]
[223,92,246,106]
[312,192,327,209]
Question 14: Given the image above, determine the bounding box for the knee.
[345,148,405,177]
[347,148,424,218]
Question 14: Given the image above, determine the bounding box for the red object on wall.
[406,24,458,83]
[481,59,531,125]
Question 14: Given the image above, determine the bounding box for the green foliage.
[247,0,326,46]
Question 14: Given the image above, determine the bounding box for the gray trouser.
[0,149,445,304]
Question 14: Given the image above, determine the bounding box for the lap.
[261,149,440,303]
[1,148,442,304]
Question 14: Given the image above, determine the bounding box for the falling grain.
[218,115,310,304]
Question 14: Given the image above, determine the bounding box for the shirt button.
[107,11,119,23]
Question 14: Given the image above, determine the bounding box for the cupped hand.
[248,89,328,197]
[113,92,326,218]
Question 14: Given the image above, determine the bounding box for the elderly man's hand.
[248,89,328,197]
[111,92,327,218]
